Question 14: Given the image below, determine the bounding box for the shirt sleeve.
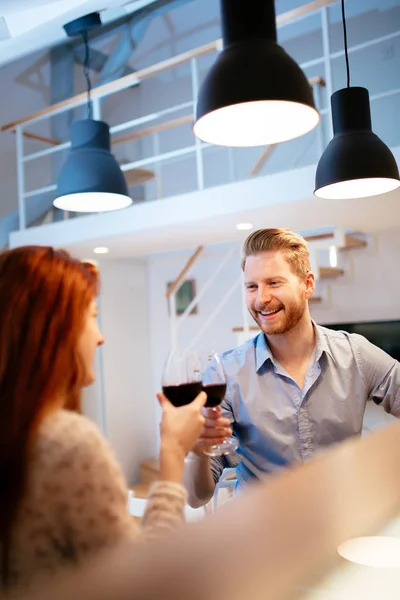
[210,455,229,484]
[209,451,241,484]
[48,415,187,560]
[353,334,400,417]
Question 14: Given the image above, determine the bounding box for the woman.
[0,246,206,594]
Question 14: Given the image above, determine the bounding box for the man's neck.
[265,313,316,367]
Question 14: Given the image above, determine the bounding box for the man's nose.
[256,286,272,306]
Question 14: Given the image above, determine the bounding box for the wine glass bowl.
[162,350,202,407]
[202,353,238,457]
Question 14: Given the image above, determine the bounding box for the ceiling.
[1,0,393,69]
[66,184,400,261]
[0,0,161,66]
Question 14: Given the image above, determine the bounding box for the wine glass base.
[203,437,239,457]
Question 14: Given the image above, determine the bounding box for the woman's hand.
[156,392,207,483]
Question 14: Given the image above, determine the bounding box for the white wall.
[85,258,157,485]
[82,350,106,432]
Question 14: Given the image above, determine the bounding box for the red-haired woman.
[0,246,206,594]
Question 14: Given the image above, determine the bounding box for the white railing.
[2,0,399,235]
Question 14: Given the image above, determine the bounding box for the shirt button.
[304,443,309,449]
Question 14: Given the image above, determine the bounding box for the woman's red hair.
[0,246,99,587]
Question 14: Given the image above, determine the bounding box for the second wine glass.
[202,353,238,457]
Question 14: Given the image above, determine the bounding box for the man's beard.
[252,297,307,335]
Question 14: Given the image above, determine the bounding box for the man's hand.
[191,405,232,456]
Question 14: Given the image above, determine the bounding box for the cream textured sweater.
[4,410,187,595]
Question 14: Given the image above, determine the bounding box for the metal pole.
[321,6,333,137]
[190,58,205,191]
[15,126,27,230]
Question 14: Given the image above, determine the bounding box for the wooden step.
[129,483,151,499]
[305,231,367,250]
[123,167,156,188]
[341,234,367,250]
[318,267,344,279]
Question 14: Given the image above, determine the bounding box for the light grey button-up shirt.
[210,324,400,488]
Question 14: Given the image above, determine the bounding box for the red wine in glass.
[202,353,238,456]
[203,383,227,408]
[162,381,202,407]
[162,350,202,406]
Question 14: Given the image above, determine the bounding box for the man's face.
[244,251,314,335]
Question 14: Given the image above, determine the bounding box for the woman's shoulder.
[30,409,126,493]
[33,410,109,469]
[40,408,101,434]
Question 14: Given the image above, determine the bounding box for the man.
[184,228,400,507]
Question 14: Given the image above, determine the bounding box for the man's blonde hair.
[241,228,311,279]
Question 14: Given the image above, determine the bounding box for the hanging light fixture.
[193,0,320,147]
[54,13,132,213]
[314,0,399,200]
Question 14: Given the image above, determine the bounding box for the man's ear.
[305,272,315,299]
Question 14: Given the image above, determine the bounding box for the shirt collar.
[313,321,335,362]
[254,320,335,373]
[255,332,273,372]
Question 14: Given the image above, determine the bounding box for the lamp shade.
[315,87,400,199]
[54,119,132,213]
[193,0,320,147]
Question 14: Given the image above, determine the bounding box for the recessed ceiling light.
[236,223,253,231]
[93,246,109,254]
[337,536,400,568]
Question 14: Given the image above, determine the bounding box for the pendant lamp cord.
[341,0,350,88]
[81,31,93,119]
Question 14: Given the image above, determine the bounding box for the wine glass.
[162,349,203,406]
[202,353,239,457]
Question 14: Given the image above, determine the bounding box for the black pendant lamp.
[54,13,131,213]
[193,0,320,147]
[314,0,399,200]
